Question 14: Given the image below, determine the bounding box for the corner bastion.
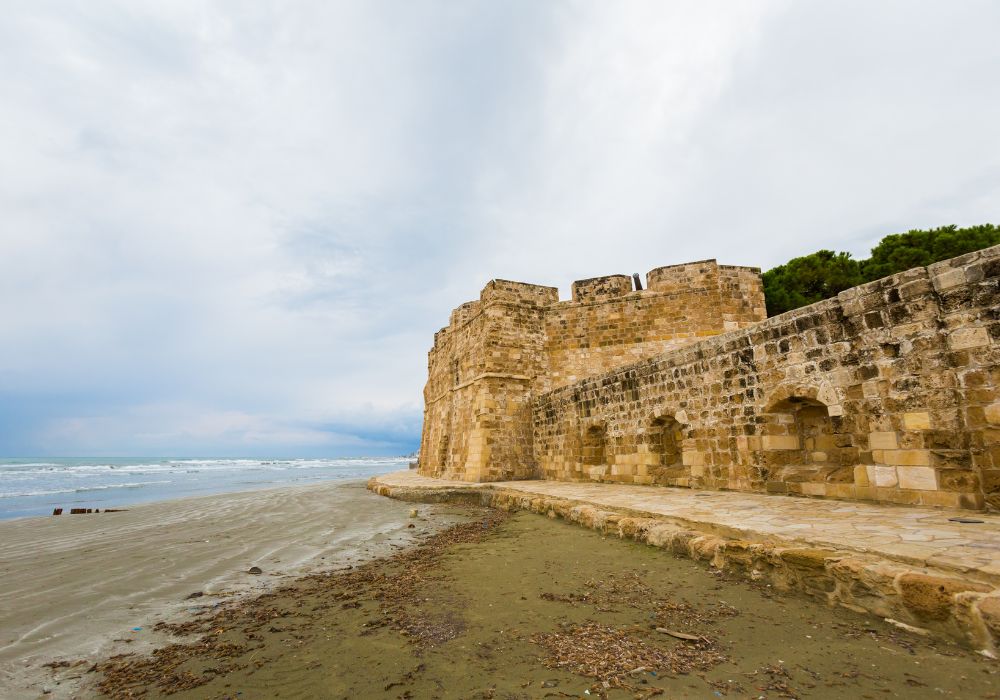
[417,247,1000,511]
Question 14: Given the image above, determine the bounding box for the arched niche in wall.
[647,413,689,485]
[761,387,854,486]
[581,424,608,470]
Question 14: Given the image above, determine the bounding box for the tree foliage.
[762,250,862,317]
[860,224,1000,281]
[762,224,999,316]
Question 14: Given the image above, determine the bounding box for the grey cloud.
[1,1,998,456]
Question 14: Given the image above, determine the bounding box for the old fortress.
[417,245,1000,511]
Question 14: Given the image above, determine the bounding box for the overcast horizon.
[2,1,999,458]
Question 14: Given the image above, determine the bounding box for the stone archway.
[647,413,689,486]
[760,384,855,492]
[582,424,607,468]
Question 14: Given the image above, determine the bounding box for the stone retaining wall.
[368,476,1000,654]
[533,245,1000,509]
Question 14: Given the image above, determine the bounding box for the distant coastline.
[0,456,409,520]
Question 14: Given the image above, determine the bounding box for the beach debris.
[531,622,726,689]
[55,507,127,515]
[407,523,416,529]
[89,508,511,698]
[247,566,263,575]
[884,618,930,636]
[409,508,419,518]
[185,591,204,600]
[655,628,702,642]
[131,627,142,632]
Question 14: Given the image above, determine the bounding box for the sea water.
[0,457,410,520]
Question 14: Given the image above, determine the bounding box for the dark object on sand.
[248,566,263,575]
[948,517,984,524]
[632,273,643,291]
[59,508,127,515]
[186,591,205,600]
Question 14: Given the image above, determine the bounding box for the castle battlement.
[419,259,767,482]
[417,244,1000,512]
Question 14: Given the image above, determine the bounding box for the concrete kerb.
[368,474,1000,656]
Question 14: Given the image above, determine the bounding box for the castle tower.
[418,260,766,482]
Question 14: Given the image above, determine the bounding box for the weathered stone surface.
[979,596,1000,639]
[417,245,1000,509]
[780,549,838,570]
[897,573,991,621]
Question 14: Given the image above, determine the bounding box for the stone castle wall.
[533,244,1000,510]
[417,245,999,510]
[419,260,766,481]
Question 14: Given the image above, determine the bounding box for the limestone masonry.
[418,246,1000,511]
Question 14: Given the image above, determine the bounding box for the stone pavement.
[371,470,1000,585]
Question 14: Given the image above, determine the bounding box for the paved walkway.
[372,471,1000,583]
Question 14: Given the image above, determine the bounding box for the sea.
[0,457,411,521]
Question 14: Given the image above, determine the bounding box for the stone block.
[948,327,990,350]
[681,450,705,466]
[903,412,932,431]
[869,431,898,450]
[800,482,826,496]
[986,403,1000,426]
[780,549,837,570]
[884,449,931,466]
[896,466,937,491]
[854,465,871,486]
[897,573,991,621]
[762,435,800,451]
[873,465,897,488]
[932,267,966,291]
[918,490,963,507]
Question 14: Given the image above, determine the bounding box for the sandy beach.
[0,480,466,699]
[68,509,1000,699]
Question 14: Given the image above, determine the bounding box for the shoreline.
[0,457,411,522]
[0,479,468,699]
[0,475,390,524]
[73,508,999,699]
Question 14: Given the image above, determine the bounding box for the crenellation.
[417,246,1000,510]
[449,300,481,328]
[571,274,633,302]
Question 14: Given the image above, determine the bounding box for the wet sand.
[0,480,468,699]
[74,509,999,699]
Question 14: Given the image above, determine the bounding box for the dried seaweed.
[87,507,508,698]
[530,622,726,690]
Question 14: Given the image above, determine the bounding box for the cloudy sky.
[2,1,998,458]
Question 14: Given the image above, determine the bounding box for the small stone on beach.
[247,566,263,575]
